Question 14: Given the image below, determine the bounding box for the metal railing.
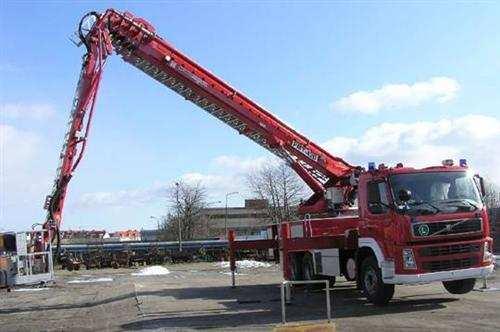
[280,279,332,324]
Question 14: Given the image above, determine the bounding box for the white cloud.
[332,77,460,114]
[212,155,277,173]
[1,103,56,120]
[181,172,237,192]
[323,114,500,184]
[0,124,52,220]
[0,124,40,170]
[74,155,275,209]
[0,63,20,73]
[76,185,166,208]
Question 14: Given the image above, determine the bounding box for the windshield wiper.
[407,201,441,214]
[439,199,478,211]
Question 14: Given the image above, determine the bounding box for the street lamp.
[205,200,222,238]
[150,216,161,230]
[225,192,239,238]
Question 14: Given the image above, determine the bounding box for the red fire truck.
[43,9,494,306]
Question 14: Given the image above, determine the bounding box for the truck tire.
[291,254,304,281]
[302,254,321,290]
[442,279,476,294]
[360,256,394,306]
[302,254,337,289]
[302,254,315,281]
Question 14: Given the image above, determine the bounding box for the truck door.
[362,180,392,244]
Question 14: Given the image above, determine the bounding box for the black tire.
[302,255,315,281]
[442,279,476,294]
[302,255,325,290]
[291,254,304,281]
[360,256,394,306]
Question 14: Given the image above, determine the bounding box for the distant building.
[140,229,161,242]
[60,229,106,244]
[108,229,141,242]
[199,199,270,238]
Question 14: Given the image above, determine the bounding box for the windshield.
[390,171,482,215]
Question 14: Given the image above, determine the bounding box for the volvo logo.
[418,224,430,236]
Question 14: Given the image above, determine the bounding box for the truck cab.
[355,159,494,304]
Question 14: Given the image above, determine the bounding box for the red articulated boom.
[43,9,357,241]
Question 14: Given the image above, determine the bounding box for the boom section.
[44,12,112,234]
[102,10,354,193]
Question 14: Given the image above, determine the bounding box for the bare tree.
[158,181,207,241]
[484,179,500,208]
[246,162,307,224]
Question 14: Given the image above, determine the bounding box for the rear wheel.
[360,256,394,306]
[443,279,475,294]
[291,254,304,281]
[343,257,357,281]
[302,254,333,290]
[302,255,315,281]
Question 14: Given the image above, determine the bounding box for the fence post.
[228,230,236,288]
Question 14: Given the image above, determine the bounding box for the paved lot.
[1,262,499,331]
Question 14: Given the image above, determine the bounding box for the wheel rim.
[364,266,378,294]
[346,258,356,280]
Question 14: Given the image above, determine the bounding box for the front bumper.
[382,263,494,285]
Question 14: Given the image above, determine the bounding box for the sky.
[1,1,499,232]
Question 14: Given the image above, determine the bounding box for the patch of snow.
[67,277,113,284]
[220,271,247,276]
[13,288,49,292]
[131,265,170,276]
[216,260,272,269]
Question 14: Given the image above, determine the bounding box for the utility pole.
[225,192,239,239]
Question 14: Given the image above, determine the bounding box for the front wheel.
[442,279,476,294]
[360,256,394,306]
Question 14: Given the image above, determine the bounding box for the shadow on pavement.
[118,283,457,330]
[0,281,457,330]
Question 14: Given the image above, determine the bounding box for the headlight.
[403,248,417,269]
[483,242,493,263]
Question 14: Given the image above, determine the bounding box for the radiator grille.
[422,257,478,272]
[419,243,481,257]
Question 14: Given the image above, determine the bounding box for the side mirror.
[474,175,486,197]
[398,189,412,202]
